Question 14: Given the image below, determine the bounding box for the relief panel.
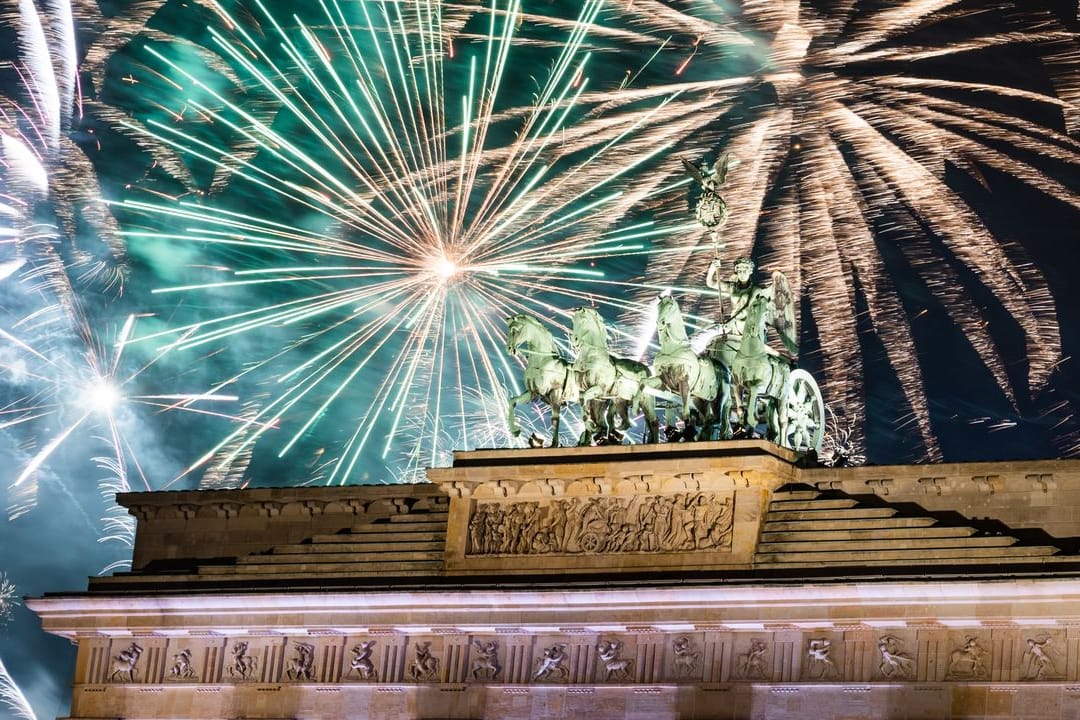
[467,492,732,556]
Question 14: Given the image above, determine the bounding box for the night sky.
[3,1,1080,716]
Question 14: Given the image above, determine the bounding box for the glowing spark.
[115,0,684,482]
[552,0,1080,459]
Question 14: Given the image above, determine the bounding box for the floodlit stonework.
[29,441,1080,719]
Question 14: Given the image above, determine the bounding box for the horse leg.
[745,384,760,435]
[550,400,561,448]
[680,381,693,438]
[641,394,660,444]
[578,390,602,446]
[717,368,732,440]
[695,397,715,441]
[508,389,531,437]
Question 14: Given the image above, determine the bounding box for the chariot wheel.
[578,531,603,554]
[778,369,825,454]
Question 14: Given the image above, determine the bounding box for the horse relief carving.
[408,642,440,682]
[597,640,633,682]
[877,635,915,680]
[804,639,840,680]
[672,636,701,678]
[167,648,197,680]
[285,642,316,681]
[533,643,570,683]
[470,640,501,681]
[468,493,732,556]
[349,640,377,681]
[735,638,770,680]
[227,641,258,680]
[945,636,988,680]
[108,642,143,683]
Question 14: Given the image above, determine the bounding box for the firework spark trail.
[3,300,242,520]
[114,0,690,482]
[0,653,35,720]
[0,0,133,288]
[541,0,1080,458]
[0,577,35,720]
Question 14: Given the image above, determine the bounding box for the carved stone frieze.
[597,640,633,682]
[407,642,440,682]
[876,635,914,680]
[84,626,1080,689]
[470,640,500,681]
[1020,634,1063,681]
[945,635,989,681]
[671,636,701,679]
[533,643,570,683]
[348,641,378,681]
[284,641,316,681]
[467,493,732,556]
[107,642,144,683]
[166,648,197,681]
[734,638,770,680]
[804,638,840,680]
[226,641,259,681]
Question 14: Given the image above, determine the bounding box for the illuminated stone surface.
[29,441,1080,719]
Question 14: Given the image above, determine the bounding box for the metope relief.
[107,643,144,683]
[804,639,840,680]
[348,641,378,681]
[467,493,732,556]
[408,642,440,682]
[734,638,770,680]
[470,640,501,681]
[1020,635,1063,681]
[597,640,633,682]
[533,643,570,683]
[672,636,702,679]
[167,648,197,681]
[876,635,914,680]
[945,636,988,681]
[285,641,316,681]
[226,641,259,681]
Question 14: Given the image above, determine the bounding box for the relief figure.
[1021,635,1061,680]
[597,640,633,682]
[471,640,501,681]
[467,493,732,556]
[108,642,143,683]
[945,636,988,680]
[168,648,196,680]
[285,642,316,681]
[533,643,569,682]
[877,635,914,680]
[227,641,258,680]
[735,638,770,680]
[805,639,840,679]
[408,641,440,682]
[349,640,377,681]
[672,636,701,678]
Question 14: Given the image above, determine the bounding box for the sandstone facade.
[29,441,1080,719]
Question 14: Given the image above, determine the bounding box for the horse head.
[505,314,526,355]
[656,295,688,344]
[571,307,607,351]
[743,291,772,337]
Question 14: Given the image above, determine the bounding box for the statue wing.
[681,157,706,186]
[770,270,798,356]
[716,152,732,184]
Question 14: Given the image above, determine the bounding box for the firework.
[542,0,1080,459]
[0,577,35,720]
[112,0,685,483]
[0,0,133,289]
